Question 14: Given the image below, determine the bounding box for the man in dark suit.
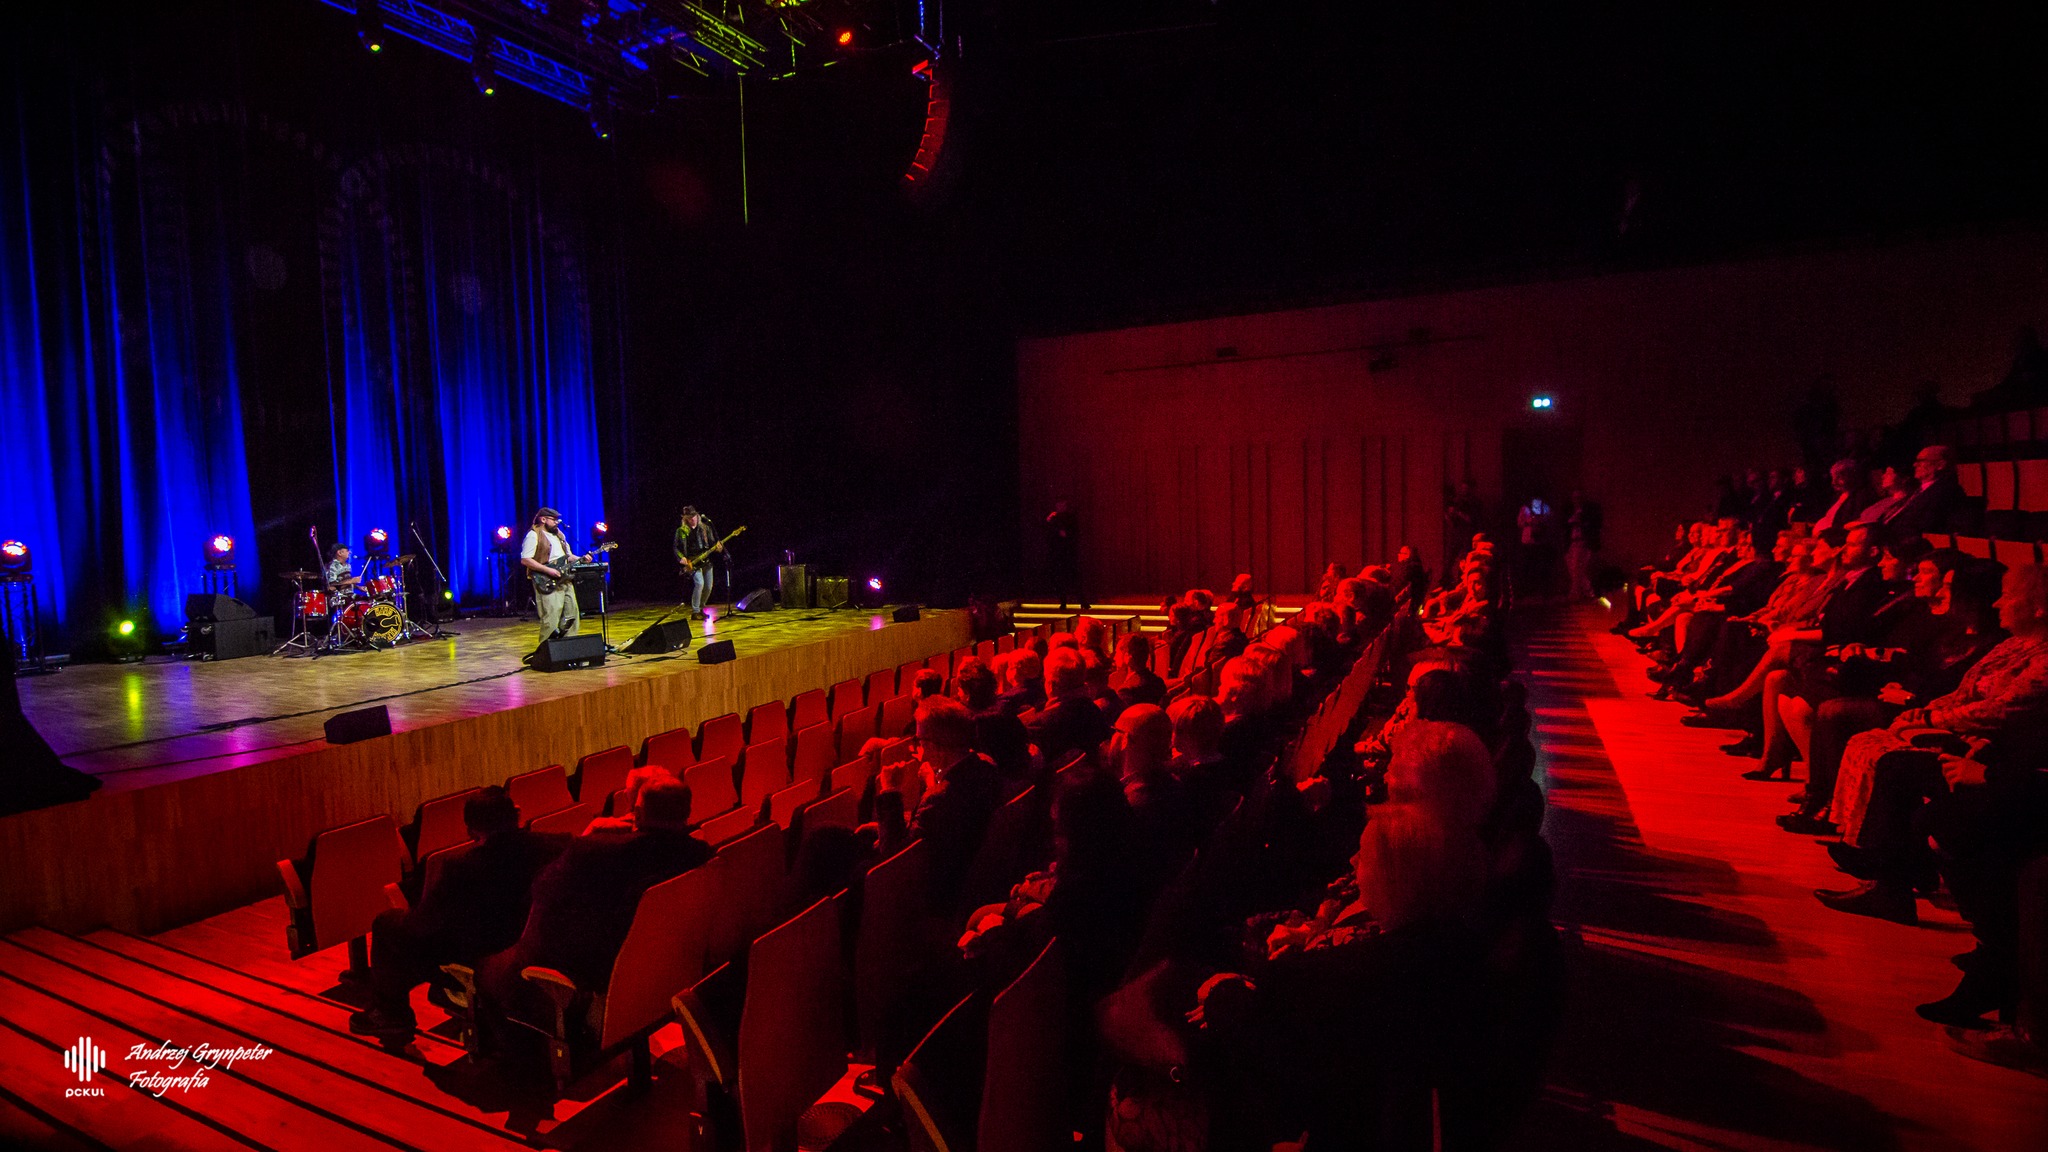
[995,649,1047,717]
[1815,523,1895,648]
[879,697,1005,905]
[1882,445,1972,536]
[955,657,1031,781]
[476,780,710,1026]
[1026,648,1115,766]
[351,787,568,1042]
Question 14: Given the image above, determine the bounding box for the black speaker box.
[624,617,693,655]
[192,615,275,660]
[816,576,850,610]
[697,639,737,665]
[186,593,256,622]
[734,588,775,613]
[529,633,608,672]
[325,705,391,745]
[892,606,922,623]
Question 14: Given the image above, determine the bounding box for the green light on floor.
[116,619,136,636]
[443,590,454,600]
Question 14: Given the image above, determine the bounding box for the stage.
[2,603,969,936]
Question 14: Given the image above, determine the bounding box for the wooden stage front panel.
[2,606,968,935]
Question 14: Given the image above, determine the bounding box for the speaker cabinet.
[816,576,850,610]
[697,639,737,664]
[892,606,922,623]
[734,588,775,613]
[528,633,608,672]
[192,615,275,661]
[778,564,812,610]
[325,705,392,745]
[623,617,693,654]
[185,593,257,622]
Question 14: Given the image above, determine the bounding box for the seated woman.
[1771,556,2005,821]
[1682,527,1851,718]
[1815,563,2048,926]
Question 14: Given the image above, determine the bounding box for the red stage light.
[836,30,853,46]
[0,539,29,575]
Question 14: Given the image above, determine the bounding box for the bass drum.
[337,600,404,647]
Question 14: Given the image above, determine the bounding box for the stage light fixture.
[0,539,29,576]
[364,528,391,558]
[591,521,610,545]
[203,534,235,568]
[116,619,135,636]
[357,0,385,52]
[473,33,498,96]
[1530,394,1555,410]
[588,99,615,140]
[836,29,854,46]
[867,577,883,592]
[492,525,516,553]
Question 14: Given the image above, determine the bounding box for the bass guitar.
[531,541,618,595]
[679,525,747,574]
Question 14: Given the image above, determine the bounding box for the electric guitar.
[531,541,618,594]
[679,525,747,574]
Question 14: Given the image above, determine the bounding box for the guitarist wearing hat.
[673,506,725,618]
[521,507,597,644]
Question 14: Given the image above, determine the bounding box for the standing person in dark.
[1566,489,1603,600]
[1046,499,1085,610]
[672,506,723,618]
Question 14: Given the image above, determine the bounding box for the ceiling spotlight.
[588,98,614,140]
[357,0,385,53]
[472,32,498,96]
[203,534,236,568]
[0,539,29,576]
[364,528,391,558]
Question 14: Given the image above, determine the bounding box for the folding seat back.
[980,940,1067,1152]
[878,736,918,770]
[696,804,760,849]
[685,754,740,822]
[529,803,598,836]
[698,712,746,766]
[1986,462,2018,512]
[830,753,878,802]
[975,639,997,663]
[1958,461,1987,500]
[880,693,918,741]
[893,993,988,1152]
[1993,539,2038,568]
[410,787,479,865]
[287,814,407,955]
[575,745,634,804]
[768,780,815,830]
[599,865,720,1051]
[2017,459,2048,512]
[830,679,865,721]
[865,668,897,707]
[791,688,830,733]
[746,700,789,747]
[791,722,836,788]
[837,703,880,762]
[738,897,850,1152]
[996,634,1016,654]
[2009,409,2036,445]
[708,823,789,966]
[740,737,790,807]
[958,786,1045,915]
[855,840,950,1074]
[798,787,858,837]
[642,726,696,771]
[897,660,924,693]
[1957,535,1995,558]
[508,765,573,824]
[415,841,472,896]
[951,646,976,672]
[1151,639,1175,678]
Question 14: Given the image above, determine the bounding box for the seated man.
[351,787,568,1042]
[477,780,709,1025]
[1111,632,1167,709]
[995,649,1047,717]
[1026,647,1115,766]
[877,697,1005,906]
[954,656,1031,781]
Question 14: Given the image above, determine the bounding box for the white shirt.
[521,528,568,566]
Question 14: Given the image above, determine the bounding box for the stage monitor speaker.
[528,633,608,672]
[735,588,775,613]
[697,639,736,665]
[892,606,921,623]
[325,705,391,745]
[816,576,850,610]
[192,615,275,661]
[778,564,812,610]
[185,593,256,622]
[624,617,692,655]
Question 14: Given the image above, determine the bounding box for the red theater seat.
[981,939,1067,1152]
[791,722,836,788]
[865,668,897,706]
[855,840,949,1076]
[507,765,573,824]
[740,737,789,806]
[278,814,407,963]
[641,726,696,771]
[746,700,788,747]
[707,824,789,967]
[685,755,740,822]
[696,804,761,849]
[791,688,829,733]
[837,703,880,762]
[528,803,598,837]
[574,745,633,804]
[407,787,479,867]
[830,678,865,721]
[880,693,917,740]
[698,712,746,766]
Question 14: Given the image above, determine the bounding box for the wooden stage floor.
[20,603,920,794]
[1512,606,2044,1152]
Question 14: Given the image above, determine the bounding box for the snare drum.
[295,589,329,618]
[364,575,398,600]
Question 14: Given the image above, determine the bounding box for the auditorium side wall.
[1018,232,2048,594]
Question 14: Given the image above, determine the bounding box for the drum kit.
[273,558,428,656]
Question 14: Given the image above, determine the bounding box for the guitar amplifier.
[816,577,850,610]
[778,564,812,610]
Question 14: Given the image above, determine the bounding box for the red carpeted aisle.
[1510,606,2046,1152]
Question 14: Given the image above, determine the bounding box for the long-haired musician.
[521,507,590,644]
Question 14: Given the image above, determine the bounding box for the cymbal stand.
[273,579,323,657]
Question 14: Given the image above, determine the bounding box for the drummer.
[325,545,360,594]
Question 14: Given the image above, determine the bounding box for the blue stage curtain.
[324,186,407,567]
[0,109,71,634]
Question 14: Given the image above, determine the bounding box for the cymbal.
[279,570,321,581]
[394,554,417,564]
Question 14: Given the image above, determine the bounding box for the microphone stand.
[409,523,458,638]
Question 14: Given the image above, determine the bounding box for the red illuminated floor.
[1509,608,2045,1152]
